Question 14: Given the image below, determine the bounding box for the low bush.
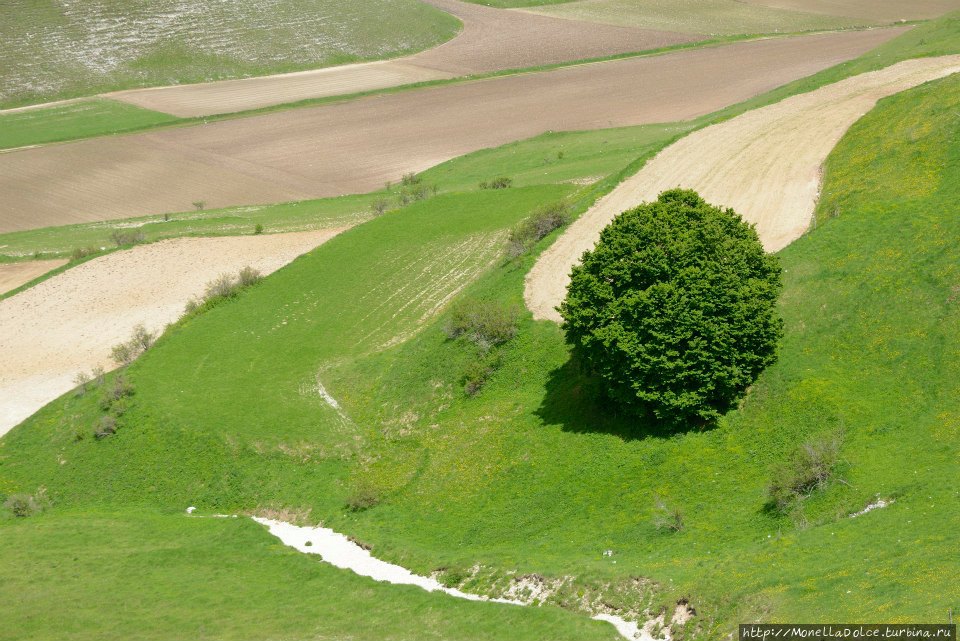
[462,354,501,397]
[371,197,390,216]
[345,481,381,512]
[72,371,91,397]
[94,415,118,439]
[506,201,570,258]
[652,496,684,533]
[400,172,421,187]
[205,273,237,299]
[69,246,98,262]
[110,229,145,247]
[237,266,262,288]
[3,488,48,517]
[111,324,155,365]
[444,299,519,351]
[99,375,134,411]
[479,176,512,190]
[767,430,845,513]
[254,223,263,235]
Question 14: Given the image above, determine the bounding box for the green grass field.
[0,0,460,109]
[2,14,960,640]
[473,0,872,34]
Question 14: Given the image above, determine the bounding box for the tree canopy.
[559,189,783,427]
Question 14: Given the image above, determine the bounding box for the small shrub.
[72,371,91,397]
[237,266,262,288]
[463,356,499,397]
[4,492,45,517]
[184,297,201,314]
[400,172,421,187]
[163,213,171,222]
[254,223,264,235]
[506,201,570,258]
[100,375,134,411]
[110,341,135,365]
[767,430,845,513]
[444,300,519,351]
[557,150,565,160]
[345,481,380,512]
[371,197,390,216]
[205,273,237,300]
[94,415,118,439]
[652,496,684,532]
[110,229,145,247]
[110,324,155,365]
[91,366,105,386]
[479,176,512,190]
[193,200,206,211]
[69,246,98,262]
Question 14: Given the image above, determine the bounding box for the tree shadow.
[535,352,715,441]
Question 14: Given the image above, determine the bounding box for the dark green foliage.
[560,189,783,426]
[254,223,263,235]
[507,200,570,257]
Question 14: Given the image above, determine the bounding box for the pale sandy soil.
[524,56,960,322]
[0,28,901,234]
[0,259,67,295]
[106,0,695,117]
[743,0,960,21]
[0,229,345,437]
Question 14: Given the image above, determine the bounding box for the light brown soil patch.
[0,229,345,437]
[742,0,959,21]
[110,0,697,117]
[525,56,960,322]
[0,28,902,234]
[0,260,68,295]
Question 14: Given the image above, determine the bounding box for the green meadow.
[2,12,960,641]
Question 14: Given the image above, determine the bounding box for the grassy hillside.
[3,72,959,635]
[0,510,619,641]
[0,0,460,108]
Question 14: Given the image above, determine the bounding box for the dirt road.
[0,229,345,437]
[524,55,960,322]
[0,28,902,234]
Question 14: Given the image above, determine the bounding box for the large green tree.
[559,189,783,426]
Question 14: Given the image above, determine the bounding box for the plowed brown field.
[110,0,696,117]
[524,56,960,322]
[0,260,67,295]
[0,28,903,234]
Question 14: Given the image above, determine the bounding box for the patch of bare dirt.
[0,28,902,233]
[0,259,67,295]
[0,229,346,437]
[524,56,960,322]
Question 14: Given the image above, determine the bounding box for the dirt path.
[0,260,67,295]
[0,229,345,437]
[524,55,960,322]
[742,0,959,21]
[108,0,695,118]
[0,28,902,234]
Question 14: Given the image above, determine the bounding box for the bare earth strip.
[0,260,67,295]
[524,55,960,322]
[0,28,902,234]
[0,229,345,436]
[108,0,696,118]
[741,0,960,21]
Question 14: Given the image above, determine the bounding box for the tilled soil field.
[0,28,903,234]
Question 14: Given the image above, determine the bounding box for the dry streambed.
[0,230,345,437]
[525,55,960,322]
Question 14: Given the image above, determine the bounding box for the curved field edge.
[0,0,461,109]
[3,75,960,635]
